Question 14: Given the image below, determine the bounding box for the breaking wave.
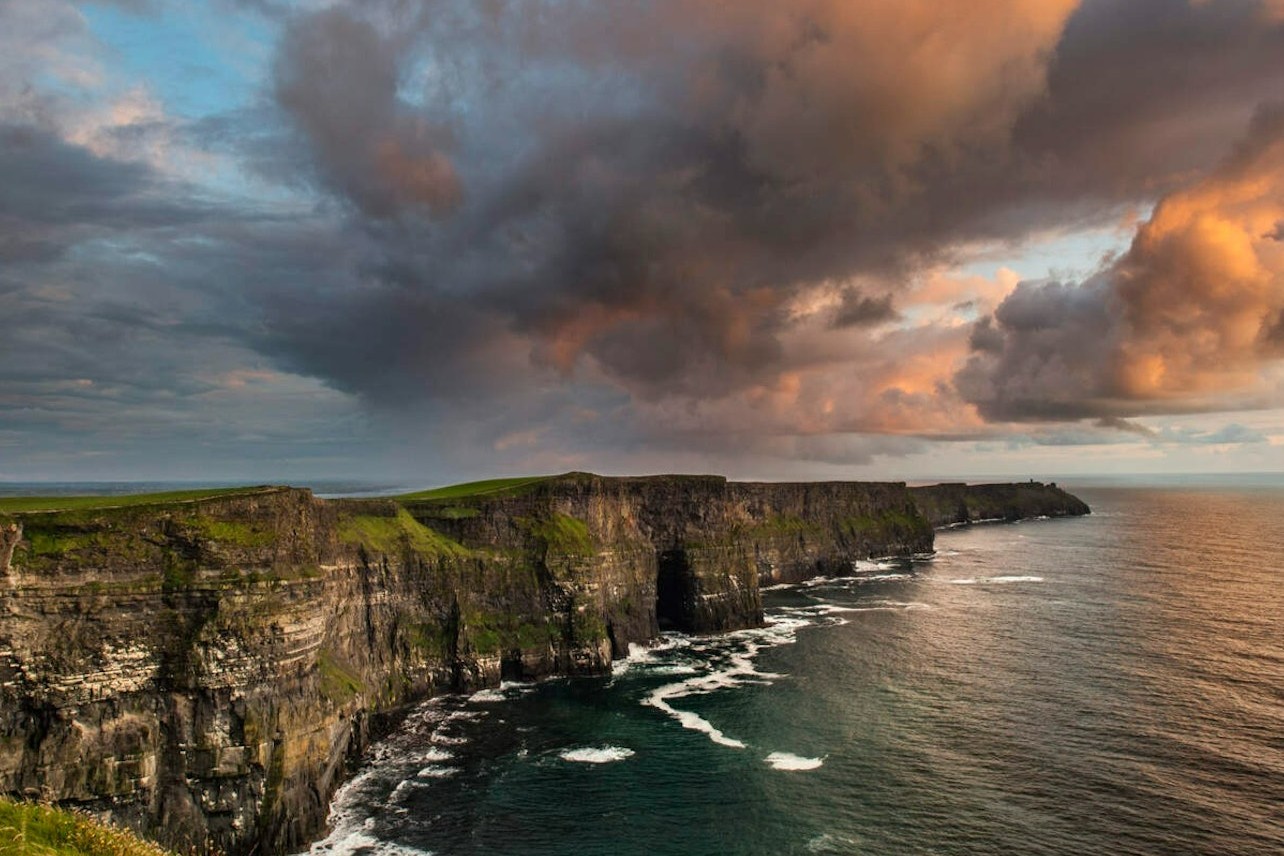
[765,752,824,771]
[559,746,636,764]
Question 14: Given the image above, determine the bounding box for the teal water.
[306,486,1284,856]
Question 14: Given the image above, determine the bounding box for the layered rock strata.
[0,474,1086,854]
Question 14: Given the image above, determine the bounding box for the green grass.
[316,650,365,703]
[393,475,555,502]
[523,513,594,556]
[0,799,176,856]
[188,520,275,549]
[336,508,470,558]
[0,486,274,515]
[841,509,932,542]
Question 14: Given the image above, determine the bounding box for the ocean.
[304,484,1284,856]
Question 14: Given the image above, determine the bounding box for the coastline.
[0,474,1087,855]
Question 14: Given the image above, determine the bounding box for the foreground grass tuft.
[0,799,178,856]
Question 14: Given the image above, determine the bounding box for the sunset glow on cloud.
[2,0,1284,482]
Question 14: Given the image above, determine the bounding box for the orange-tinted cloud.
[961,109,1284,421]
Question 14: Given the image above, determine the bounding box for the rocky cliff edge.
[0,474,1087,854]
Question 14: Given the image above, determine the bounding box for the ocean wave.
[303,769,436,855]
[949,575,1044,585]
[765,752,824,771]
[640,610,832,749]
[302,827,433,856]
[559,746,637,764]
[644,688,748,748]
[419,747,452,763]
[852,558,902,573]
[612,635,695,676]
[416,765,457,779]
[806,833,859,853]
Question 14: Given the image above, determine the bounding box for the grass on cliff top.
[393,475,556,502]
[337,507,470,558]
[0,486,275,515]
[0,799,177,856]
[523,513,595,557]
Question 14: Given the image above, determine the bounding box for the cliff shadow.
[656,549,694,632]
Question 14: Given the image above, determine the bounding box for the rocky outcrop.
[0,523,19,583]
[910,481,1091,528]
[0,475,1086,855]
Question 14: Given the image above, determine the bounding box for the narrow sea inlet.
[307,484,1284,856]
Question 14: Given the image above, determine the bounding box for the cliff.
[0,475,1086,854]
[910,481,1091,528]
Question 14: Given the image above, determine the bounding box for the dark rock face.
[0,475,1086,855]
[0,523,19,581]
[911,481,1091,528]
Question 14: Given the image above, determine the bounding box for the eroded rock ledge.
[0,474,1087,854]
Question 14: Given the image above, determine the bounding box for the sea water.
[303,484,1284,856]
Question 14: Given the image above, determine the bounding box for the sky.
[2,0,1284,486]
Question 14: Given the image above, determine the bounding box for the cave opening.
[656,549,692,632]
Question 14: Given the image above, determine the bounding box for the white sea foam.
[806,832,859,852]
[640,612,827,749]
[800,576,833,587]
[950,575,1043,585]
[416,765,457,779]
[445,709,484,722]
[419,747,452,763]
[559,745,636,764]
[304,768,435,854]
[499,680,537,695]
[852,558,901,573]
[470,688,506,703]
[303,826,433,856]
[645,687,748,748]
[390,779,421,802]
[765,752,824,771]
[613,635,694,676]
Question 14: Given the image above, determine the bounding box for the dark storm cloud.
[1014,0,1284,197]
[0,124,157,234]
[262,0,1076,406]
[7,0,1284,481]
[274,7,461,218]
[832,290,899,329]
[252,0,1284,433]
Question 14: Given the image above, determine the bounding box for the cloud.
[250,0,1087,415]
[5,0,1284,479]
[1156,422,1268,445]
[959,107,1284,421]
[274,7,461,218]
[832,289,899,329]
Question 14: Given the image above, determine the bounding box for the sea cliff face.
[910,481,1091,528]
[0,475,1086,855]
